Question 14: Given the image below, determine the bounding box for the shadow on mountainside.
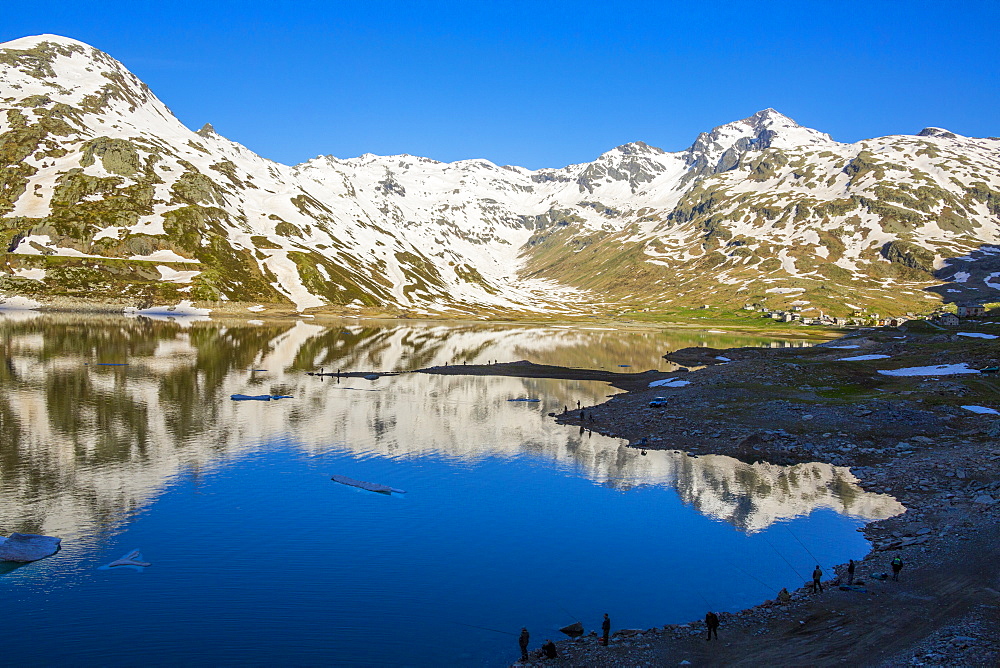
[925,242,1000,307]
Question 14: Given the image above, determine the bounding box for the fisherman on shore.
[601,613,611,645]
[542,639,558,659]
[705,611,719,641]
[812,565,823,593]
[847,559,856,585]
[891,556,904,581]
[519,627,530,661]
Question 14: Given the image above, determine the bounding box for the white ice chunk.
[100,549,151,571]
[837,354,891,361]
[877,363,981,377]
[649,378,691,388]
[0,533,61,562]
[961,405,999,415]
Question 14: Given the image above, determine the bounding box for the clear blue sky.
[2,1,998,169]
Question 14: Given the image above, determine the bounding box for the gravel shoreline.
[477,325,1000,666]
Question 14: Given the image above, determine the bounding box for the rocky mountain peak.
[681,109,834,179]
[604,140,666,158]
[744,107,796,128]
[917,127,959,139]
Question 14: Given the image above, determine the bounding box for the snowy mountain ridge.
[2,34,999,316]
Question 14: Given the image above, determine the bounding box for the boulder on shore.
[560,621,584,638]
[0,533,61,562]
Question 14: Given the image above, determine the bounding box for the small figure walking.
[577,400,581,410]
[847,559,856,586]
[891,556,903,581]
[601,613,611,646]
[705,611,719,641]
[812,565,823,593]
[519,627,530,661]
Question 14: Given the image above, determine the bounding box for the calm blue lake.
[0,314,902,666]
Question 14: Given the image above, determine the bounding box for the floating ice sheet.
[230,394,293,401]
[649,378,691,388]
[961,405,999,415]
[331,475,405,494]
[877,363,981,377]
[100,550,151,571]
[837,354,891,361]
[0,533,61,562]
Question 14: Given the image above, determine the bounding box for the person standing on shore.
[847,559,856,585]
[891,556,904,581]
[812,565,823,593]
[705,611,719,641]
[519,627,530,661]
[601,613,611,645]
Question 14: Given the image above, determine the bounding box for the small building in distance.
[957,303,986,318]
[937,313,960,327]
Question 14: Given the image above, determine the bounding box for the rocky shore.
[494,322,1000,666]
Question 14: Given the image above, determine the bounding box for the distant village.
[745,302,990,328]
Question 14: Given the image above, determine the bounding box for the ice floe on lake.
[837,354,891,361]
[962,405,999,415]
[877,363,982,377]
[100,549,151,571]
[124,300,211,324]
[649,378,691,388]
[0,533,61,562]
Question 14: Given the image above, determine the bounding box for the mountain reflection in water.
[0,314,899,539]
[0,313,906,666]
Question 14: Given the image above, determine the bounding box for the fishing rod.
[450,621,518,636]
[762,534,807,581]
[784,525,821,565]
[558,605,581,623]
[726,559,782,595]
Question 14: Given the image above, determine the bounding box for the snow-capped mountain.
[2,34,999,316]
